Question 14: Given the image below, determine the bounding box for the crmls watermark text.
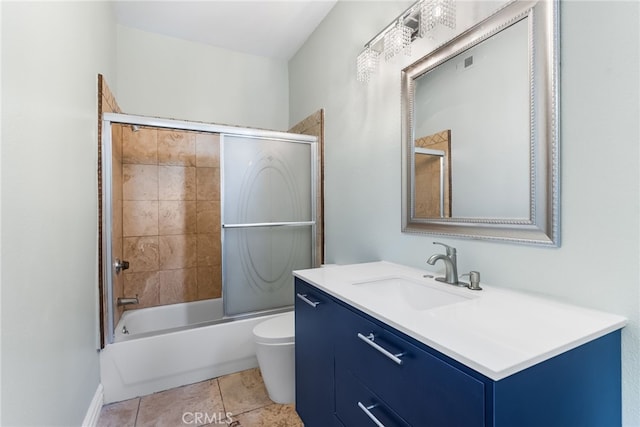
[182,411,233,425]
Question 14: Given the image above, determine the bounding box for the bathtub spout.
[117,296,139,306]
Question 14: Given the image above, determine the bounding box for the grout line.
[134,397,141,427]
[216,377,227,415]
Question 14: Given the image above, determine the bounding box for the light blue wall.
[116,25,290,131]
[289,1,640,425]
[1,1,116,425]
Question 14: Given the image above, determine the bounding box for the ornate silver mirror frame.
[401,0,560,246]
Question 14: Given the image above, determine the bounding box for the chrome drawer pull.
[296,293,320,308]
[357,333,405,365]
[357,402,386,427]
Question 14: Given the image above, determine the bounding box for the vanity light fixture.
[356,0,456,83]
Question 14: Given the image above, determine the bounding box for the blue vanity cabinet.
[294,278,622,427]
[294,278,338,427]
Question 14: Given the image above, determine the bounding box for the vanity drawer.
[336,367,410,427]
[334,302,485,427]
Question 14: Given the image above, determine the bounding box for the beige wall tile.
[158,130,196,166]
[112,236,123,264]
[100,76,122,114]
[122,126,157,164]
[158,166,196,201]
[289,110,322,134]
[112,162,123,206]
[307,123,321,139]
[112,196,123,239]
[112,124,123,162]
[196,201,220,234]
[196,167,220,201]
[123,164,158,201]
[195,133,220,167]
[159,201,196,235]
[197,266,222,299]
[159,268,198,305]
[123,201,159,237]
[159,235,197,270]
[112,127,123,219]
[123,236,159,272]
[123,271,160,309]
[196,234,220,267]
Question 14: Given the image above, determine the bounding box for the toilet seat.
[253,312,295,345]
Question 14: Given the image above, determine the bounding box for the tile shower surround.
[113,124,222,312]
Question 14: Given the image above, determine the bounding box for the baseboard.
[82,383,104,427]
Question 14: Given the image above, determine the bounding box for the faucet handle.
[461,271,482,291]
[433,242,456,256]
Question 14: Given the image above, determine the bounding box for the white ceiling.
[114,1,338,60]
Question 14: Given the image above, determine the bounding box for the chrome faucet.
[427,242,462,286]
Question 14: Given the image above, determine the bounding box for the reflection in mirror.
[413,18,529,219]
[414,130,451,218]
[401,0,560,245]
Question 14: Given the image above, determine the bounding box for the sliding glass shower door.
[222,135,316,316]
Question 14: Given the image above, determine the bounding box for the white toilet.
[253,311,295,404]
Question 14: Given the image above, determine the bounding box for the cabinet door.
[294,278,336,427]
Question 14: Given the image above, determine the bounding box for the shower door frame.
[101,112,318,345]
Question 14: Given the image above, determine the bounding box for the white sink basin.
[352,277,471,311]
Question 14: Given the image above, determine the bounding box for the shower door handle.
[296,293,320,308]
[222,221,315,228]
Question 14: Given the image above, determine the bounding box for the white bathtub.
[100,299,286,403]
[114,298,226,341]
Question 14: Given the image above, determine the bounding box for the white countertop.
[293,261,626,381]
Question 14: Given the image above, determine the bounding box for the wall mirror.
[401,0,559,246]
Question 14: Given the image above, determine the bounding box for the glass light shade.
[421,0,456,36]
[384,20,412,62]
[356,46,380,83]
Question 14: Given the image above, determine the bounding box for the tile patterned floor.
[97,368,303,427]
